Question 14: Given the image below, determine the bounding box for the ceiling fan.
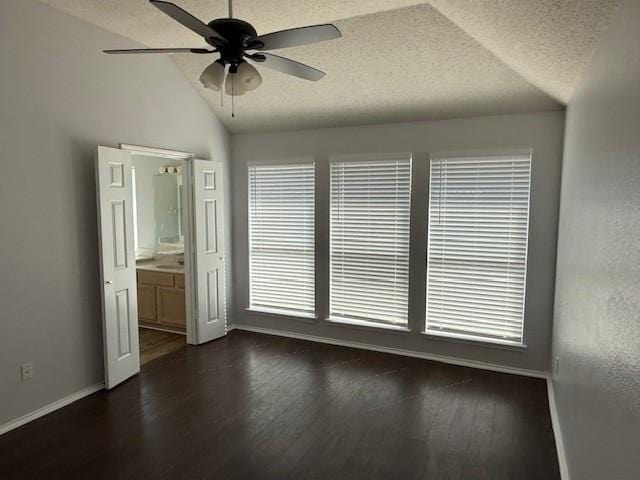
[104,0,342,97]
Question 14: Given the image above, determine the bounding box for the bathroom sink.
[155,264,182,270]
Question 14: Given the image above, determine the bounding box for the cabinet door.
[137,284,157,323]
[156,286,186,328]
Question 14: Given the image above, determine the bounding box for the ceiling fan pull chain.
[231,75,235,118]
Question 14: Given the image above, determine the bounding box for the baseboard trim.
[232,324,548,379]
[0,382,104,436]
[547,378,570,480]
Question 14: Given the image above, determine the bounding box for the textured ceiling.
[40,0,618,133]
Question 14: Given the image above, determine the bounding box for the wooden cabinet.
[137,284,157,323]
[137,270,186,332]
[138,270,175,287]
[157,286,186,327]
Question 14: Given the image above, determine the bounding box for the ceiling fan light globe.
[199,61,225,91]
[225,73,247,96]
[236,62,262,91]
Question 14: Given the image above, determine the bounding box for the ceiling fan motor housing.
[207,18,260,65]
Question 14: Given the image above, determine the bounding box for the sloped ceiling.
[40,0,618,133]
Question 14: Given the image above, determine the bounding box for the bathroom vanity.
[137,261,186,333]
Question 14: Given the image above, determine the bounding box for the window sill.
[325,316,411,334]
[422,330,527,352]
[246,307,317,323]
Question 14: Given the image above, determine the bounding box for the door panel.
[96,146,140,389]
[192,160,226,344]
[111,201,128,269]
[206,269,220,322]
[204,199,218,253]
[115,289,132,358]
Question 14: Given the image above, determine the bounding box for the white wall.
[552,0,640,478]
[231,111,565,372]
[0,0,232,426]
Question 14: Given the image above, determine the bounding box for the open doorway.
[131,153,187,366]
[96,145,227,388]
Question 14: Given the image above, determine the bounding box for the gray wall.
[231,111,565,372]
[552,0,640,478]
[0,0,231,426]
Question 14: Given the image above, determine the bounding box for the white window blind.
[249,163,315,317]
[426,153,532,344]
[330,155,412,326]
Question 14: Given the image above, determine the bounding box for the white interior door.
[95,146,140,389]
[191,159,227,344]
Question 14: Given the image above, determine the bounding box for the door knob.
[105,280,113,285]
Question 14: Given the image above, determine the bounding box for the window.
[425,153,532,345]
[330,154,412,327]
[248,163,315,317]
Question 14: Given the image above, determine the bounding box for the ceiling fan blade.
[251,24,341,51]
[104,48,214,54]
[149,1,227,44]
[253,53,325,81]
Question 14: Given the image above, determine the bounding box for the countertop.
[136,256,184,274]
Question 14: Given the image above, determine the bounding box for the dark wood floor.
[139,327,186,366]
[0,331,559,480]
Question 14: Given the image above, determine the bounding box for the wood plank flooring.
[0,330,560,480]
[139,327,186,366]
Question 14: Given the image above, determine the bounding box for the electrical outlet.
[21,363,34,381]
[554,357,560,376]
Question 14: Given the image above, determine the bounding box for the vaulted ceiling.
[40,0,618,133]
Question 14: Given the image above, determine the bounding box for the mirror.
[153,174,184,254]
[132,157,184,260]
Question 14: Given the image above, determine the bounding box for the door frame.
[120,144,198,346]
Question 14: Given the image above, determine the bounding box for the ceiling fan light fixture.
[199,60,225,91]
[225,72,247,96]
[236,61,262,91]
